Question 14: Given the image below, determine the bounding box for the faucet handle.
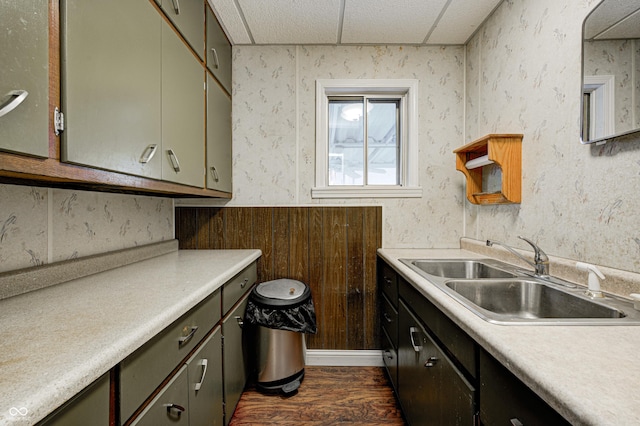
[517,236,548,261]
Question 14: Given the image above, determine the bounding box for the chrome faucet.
[486,236,550,277]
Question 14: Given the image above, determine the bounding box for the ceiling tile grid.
[209,0,506,46]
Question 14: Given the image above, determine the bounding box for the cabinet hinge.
[54,107,65,136]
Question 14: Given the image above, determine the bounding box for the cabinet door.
[0,0,49,157]
[61,0,162,178]
[39,373,109,426]
[161,22,205,188]
[222,294,250,425]
[398,300,475,426]
[480,350,570,426]
[161,0,205,60]
[131,365,190,426]
[206,7,232,93]
[187,327,224,426]
[206,74,232,193]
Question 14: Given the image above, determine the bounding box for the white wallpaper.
[231,45,466,248]
[465,0,640,273]
[0,184,174,273]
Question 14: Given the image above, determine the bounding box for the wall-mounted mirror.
[581,0,640,144]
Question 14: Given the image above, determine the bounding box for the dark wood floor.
[230,366,406,425]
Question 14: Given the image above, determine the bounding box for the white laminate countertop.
[378,248,640,426]
[0,249,261,426]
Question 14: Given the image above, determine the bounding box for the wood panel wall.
[175,206,382,350]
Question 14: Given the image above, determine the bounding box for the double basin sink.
[400,258,640,325]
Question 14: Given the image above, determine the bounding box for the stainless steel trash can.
[245,279,317,394]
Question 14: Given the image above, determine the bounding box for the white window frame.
[312,79,421,199]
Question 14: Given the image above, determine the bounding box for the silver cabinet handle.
[235,315,244,328]
[164,403,185,414]
[383,350,393,360]
[210,48,220,69]
[240,278,248,289]
[178,326,198,348]
[510,419,523,426]
[210,166,220,182]
[409,326,422,352]
[167,149,181,172]
[171,0,180,14]
[424,356,438,367]
[194,358,208,391]
[0,90,28,118]
[383,312,393,323]
[139,144,158,163]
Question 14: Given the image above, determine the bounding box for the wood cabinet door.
[398,300,475,425]
[206,74,232,193]
[161,22,205,188]
[222,295,250,425]
[206,7,232,93]
[61,0,162,178]
[161,0,205,60]
[0,0,49,158]
[187,327,224,426]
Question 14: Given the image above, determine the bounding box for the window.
[313,79,421,198]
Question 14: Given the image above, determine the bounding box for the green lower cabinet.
[222,295,250,425]
[131,365,190,426]
[187,327,224,426]
[38,373,110,426]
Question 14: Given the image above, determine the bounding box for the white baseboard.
[305,350,384,367]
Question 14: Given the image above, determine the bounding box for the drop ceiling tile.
[208,0,253,44]
[237,0,342,44]
[594,8,640,39]
[585,1,640,39]
[341,0,449,44]
[427,0,503,44]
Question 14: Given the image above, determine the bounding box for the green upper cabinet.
[161,22,205,188]
[161,0,205,61]
[206,7,232,93]
[206,74,232,193]
[61,0,162,179]
[0,0,50,158]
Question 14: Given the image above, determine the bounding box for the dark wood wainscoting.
[175,206,382,350]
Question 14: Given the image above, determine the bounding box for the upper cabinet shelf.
[453,134,523,205]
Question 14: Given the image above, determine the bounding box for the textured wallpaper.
[231,45,466,248]
[0,184,174,273]
[464,0,640,273]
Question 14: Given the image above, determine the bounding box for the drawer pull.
[139,144,157,164]
[0,90,28,118]
[167,149,181,173]
[194,358,208,391]
[240,278,249,289]
[383,276,392,285]
[178,326,198,348]
[170,0,180,15]
[210,48,220,69]
[164,403,185,415]
[383,313,393,323]
[409,327,422,352]
[210,166,220,182]
[424,356,438,368]
[235,315,244,328]
[510,419,523,426]
[383,350,394,360]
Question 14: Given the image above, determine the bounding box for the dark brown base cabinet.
[379,257,570,426]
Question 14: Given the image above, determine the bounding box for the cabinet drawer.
[381,293,398,349]
[222,263,257,315]
[480,350,570,426]
[39,373,109,426]
[120,289,221,423]
[399,276,477,379]
[130,365,189,426]
[381,327,398,392]
[379,259,398,306]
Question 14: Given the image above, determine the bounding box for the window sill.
[311,186,423,199]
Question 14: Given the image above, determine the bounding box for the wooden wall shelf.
[453,134,523,205]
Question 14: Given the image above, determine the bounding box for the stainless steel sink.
[403,259,518,279]
[445,279,625,320]
[399,258,640,325]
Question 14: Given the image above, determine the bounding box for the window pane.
[328,100,364,185]
[367,100,399,185]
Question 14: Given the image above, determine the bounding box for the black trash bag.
[244,283,317,334]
